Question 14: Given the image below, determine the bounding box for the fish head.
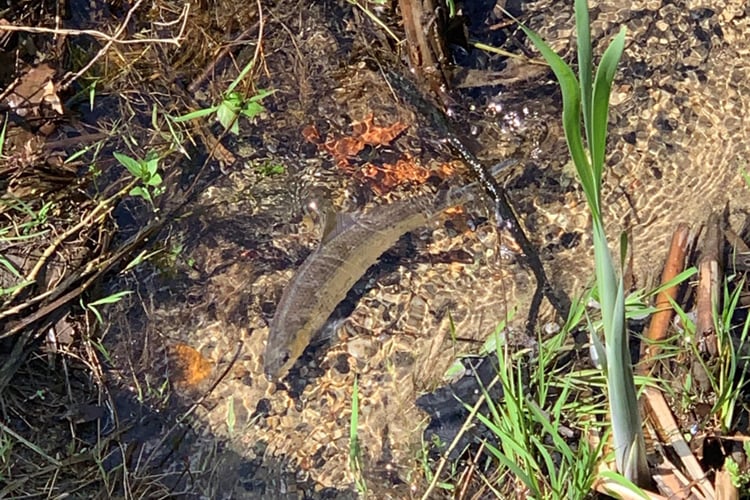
[263,346,292,382]
[263,324,311,382]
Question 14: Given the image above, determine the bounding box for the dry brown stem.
[642,387,716,499]
[0,3,188,46]
[638,223,691,375]
[696,211,723,358]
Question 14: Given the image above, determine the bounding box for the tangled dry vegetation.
[0,0,269,496]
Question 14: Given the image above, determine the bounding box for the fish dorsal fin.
[320,211,356,245]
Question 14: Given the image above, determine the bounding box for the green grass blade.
[605,271,649,482]
[481,439,536,492]
[87,290,132,306]
[172,107,219,122]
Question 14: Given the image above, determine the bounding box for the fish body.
[263,184,481,380]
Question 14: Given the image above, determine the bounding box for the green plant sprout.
[693,278,750,433]
[173,58,274,135]
[82,290,132,325]
[226,397,236,437]
[507,0,649,485]
[113,151,165,207]
[349,376,368,494]
[726,440,750,491]
[475,328,602,498]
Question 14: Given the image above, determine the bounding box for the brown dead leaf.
[4,64,63,116]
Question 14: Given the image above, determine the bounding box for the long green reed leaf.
[515,26,599,221]
[591,27,626,185]
[575,0,593,148]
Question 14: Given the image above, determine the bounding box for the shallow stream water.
[92,0,750,497]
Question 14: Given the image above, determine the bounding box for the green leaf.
[520,24,599,220]
[443,359,465,380]
[145,156,159,175]
[89,80,97,111]
[87,304,103,324]
[146,173,163,187]
[241,101,265,119]
[597,470,650,499]
[172,106,219,122]
[224,92,243,108]
[575,0,593,148]
[216,101,239,132]
[0,254,22,278]
[591,27,626,181]
[114,152,144,178]
[129,186,152,205]
[248,88,275,102]
[226,60,257,95]
[88,290,132,306]
[482,440,535,490]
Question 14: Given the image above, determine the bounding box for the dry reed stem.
[642,387,716,499]
[638,223,691,375]
[696,211,723,358]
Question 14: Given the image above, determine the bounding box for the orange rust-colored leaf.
[436,160,461,179]
[171,343,213,387]
[443,206,465,216]
[389,156,431,184]
[357,155,432,195]
[302,124,322,144]
[351,114,407,146]
[302,116,443,196]
[324,135,365,160]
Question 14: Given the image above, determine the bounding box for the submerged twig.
[384,68,571,329]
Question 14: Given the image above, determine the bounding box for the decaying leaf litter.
[1,0,750,498]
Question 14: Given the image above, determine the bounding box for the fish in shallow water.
[263,183,484,381]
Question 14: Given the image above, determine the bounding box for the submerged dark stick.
[385,69,571,328]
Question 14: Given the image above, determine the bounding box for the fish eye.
[306,199,320,214]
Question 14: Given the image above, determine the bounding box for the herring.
[263,183,483,381]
